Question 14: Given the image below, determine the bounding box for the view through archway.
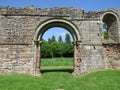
[102,13,119,42]
[41,27,74,74]
[33,18,80,76]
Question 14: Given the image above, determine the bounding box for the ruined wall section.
[0,45,33,74]
[0,7,84,74]
[101,9,120,70]
[80,21,103,44]
[103,44,120,69]
[0,7,84,18]
[0,15,37,44]
[81,9,120,73]
[102,9,120,43]
[76,12,104,74]
[0,6,120,75]
[71,11,104,75]
[0,14,42,74]
[76,9,120,73]
[113,9,120,43]
[0,7,84,44]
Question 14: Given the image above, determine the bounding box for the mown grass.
[1,58,120,90]
[41,57,73,66]
[0,70,120,90]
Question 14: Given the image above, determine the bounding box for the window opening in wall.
[103,22,108,40]
[102,13,118,42]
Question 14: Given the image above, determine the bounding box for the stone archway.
[33,18,81,76]
[101,11,120,42]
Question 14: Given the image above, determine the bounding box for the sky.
[42,27,73,42]
[0,0,119,41]
[0,0,120,11]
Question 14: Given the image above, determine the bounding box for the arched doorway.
[33,18,81,76]
[102,12,119,42]
[41,27,74,74]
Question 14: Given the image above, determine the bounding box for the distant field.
[41,57,74,74]
[0,70,120,90]
[41,57,73,66]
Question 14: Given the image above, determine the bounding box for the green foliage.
[48,38,52,43]
[65,33,71,44]
[104,31,108,39]
[0,70,120,90]
[63,44,73,57]
[58,35,63,43]
[51,35,56,42]
[41,34,73,58]
[41,40,51,58]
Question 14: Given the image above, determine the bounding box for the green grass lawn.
[0,58,120,90]
[41,57,73,66]
[0,70,120,90]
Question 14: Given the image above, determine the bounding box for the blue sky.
[0,0,119,41]
[0,0,120,11]
[42,27,73,42]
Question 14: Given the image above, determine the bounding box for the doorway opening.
[41,27,74,74]
[33,18,80,76]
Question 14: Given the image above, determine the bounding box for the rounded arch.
[33,18,81,41]
[32,18,81,76]
[101,11,119,21]
[101,11,119,42]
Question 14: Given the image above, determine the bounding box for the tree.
[48,38,52,43]
[41,34,73,58]
[51,42,59,57]
[65,33,71,44]
[41,40,51,58]
[58,35,63,43]
[51,35,56,43]
[63,44,73,57]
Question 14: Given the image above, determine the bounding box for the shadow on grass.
[41,69,73,74]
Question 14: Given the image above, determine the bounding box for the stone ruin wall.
[103,44,120,69]
[0,6,120,76]
[0,7,84,75]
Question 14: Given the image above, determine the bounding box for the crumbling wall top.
[0,6,120,20]
[0,6,84,19]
